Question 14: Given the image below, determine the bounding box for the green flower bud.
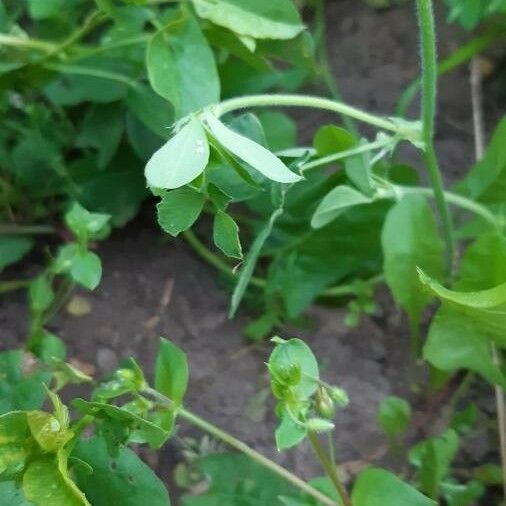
[306,418,335,433]
[329,386,349,408]
[316,388,335,419]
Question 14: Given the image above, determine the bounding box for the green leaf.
[27,0,64,19]
[77,103,123,168]
[26,411,72,453]
[72,435,170,506]
[213,211,243,259]
[0,236,34,272]
[311,185,372,229]
[382,195,444,333]
[352,468,436,506]
[313,125,355,156]
[268,338,319,398]
[275,410,307,450]
[0,350,49,414]
[145,117,210,190]
[29,276,54,314]
[156,188,205,237]
[192,0,305,40]
[440,479,484,506]
[182,453,296,506]
[423,306,506,387]
[147,8,219,118]
[65,203,111,241]
[418,269,506,347]
[70,251,102,291]
[257,111,297,151]
[408,429,460,499]
[0,481,33,505]
[0,412,33,480]
[205,113,302,184]
[155,338,189,407]
[72,400,169,449]
[378,396,411,439]
[126,84,174,138]
[23,454,90,506]
[229,206,284,317]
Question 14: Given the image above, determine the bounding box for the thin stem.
[492,347,506,500]
[0,34,55,52]
[178,408,338,506]
[470,54,506,502]
[0,224,57,235]
[308,431,352,506]
[313,0,358,136]
[416,0,454,277]
[387,186,499,228]
[0,280,31,295]
[300,137,393,172]
[212,94,404,134]
[182,229,384,297]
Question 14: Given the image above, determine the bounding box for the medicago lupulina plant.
[0,0,505,504]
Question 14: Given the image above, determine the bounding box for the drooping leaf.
[192,0,305,40]
[156,188,205,237]
[213,211,243,259]
[23,454,90,506]
[155,338,189,407]
[418,269,506,347]
[311,185,372,229]
[205,113,302,184]
[0,236,34,272]
[229,206,284,317]
[275,410,307,451]
[72,435,170,506]
[351,468,436,506]
[382,195,444,333]
[145,117,209,190]
[147,8,219,118]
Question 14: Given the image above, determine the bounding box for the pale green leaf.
[378,396,411,439]
[275,411,307,451]
[205,113,302,184]
[145,117,209,190]
[70,251,102,291]
[192,0,304,40]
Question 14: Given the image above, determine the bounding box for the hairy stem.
[308,431,352,506]
[213,94,405,134]
[416,0,454,277]
[179,408,338,506]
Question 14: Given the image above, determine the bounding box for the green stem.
[396,31,498,117]
[0,34,55,52]
[313,0,359,136]
[308,431,352,506]
[300,137,393,172]
[0,280,31,295]
[416,0,454,277]
[387,186,499,228]
[178,408,338,506]
[0,224,57,235]
[182,229,383,298]
[212,94,403,134]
